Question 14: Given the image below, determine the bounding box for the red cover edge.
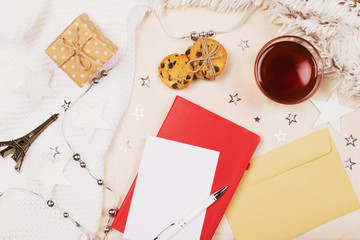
[111,96,181,233]
[112,176,137,233]
[111,96,260,240]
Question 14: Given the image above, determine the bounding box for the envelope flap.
[240,128,332,189]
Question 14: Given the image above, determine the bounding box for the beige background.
[100,7,360,240]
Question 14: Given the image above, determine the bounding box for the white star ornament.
[32,156,71,197]
[311,91,354,133]
[13,71,56,107]
[71,100,112,141]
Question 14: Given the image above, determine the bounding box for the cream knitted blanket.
[0,0,145,239]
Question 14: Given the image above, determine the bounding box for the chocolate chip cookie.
[158,53,194,89]
[185,38,227,80]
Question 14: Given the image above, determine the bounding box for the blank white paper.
[124,136,219,240]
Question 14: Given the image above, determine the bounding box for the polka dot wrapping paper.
[45,13,118,87]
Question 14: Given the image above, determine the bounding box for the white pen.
[153,186,228,240]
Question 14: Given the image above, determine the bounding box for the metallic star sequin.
[274,130,287,142]
[141,76,151,87]
[285,113,297,125]
[345,158,356,170]
[133,108,145,120]
[61,100,71,112]
[237,40,250,51]
[345,134,357,147]
[49,146,61,159]
[229,93,241,105]
[119,140,132,153]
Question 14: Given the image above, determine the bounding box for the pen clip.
[153,223,175,240]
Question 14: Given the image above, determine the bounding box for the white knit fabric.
[0,0,146,239]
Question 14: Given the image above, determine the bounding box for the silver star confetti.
[274,130,287,142]
[229,93,241,105]
[133,108,145,120]
[345,134,357,147]
[141,76,151,87]
[119,140,132,153]
[237,40,250,51]
[345,158,356,170]
[61,100,71,112]
[285,113,297,125]
[49,146,61,159]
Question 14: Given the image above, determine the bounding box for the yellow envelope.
[226,128,360,240]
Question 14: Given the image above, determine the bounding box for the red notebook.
[112,96,260,239]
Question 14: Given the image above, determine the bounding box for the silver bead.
[190,31,199,41]
[63,212,69,218]
[47,200,54,207]
[97,179,103,185]
[73,153,81,161]
[208,30,215,37]
[199,31,207,38]
[108,208,117,217]
[104,226,111,233]
[80,161,86,168]
[92,77,100,84]
[101,70,108,77]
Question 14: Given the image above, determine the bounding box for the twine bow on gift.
[187,38,223,81]
[58,26,98,71]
